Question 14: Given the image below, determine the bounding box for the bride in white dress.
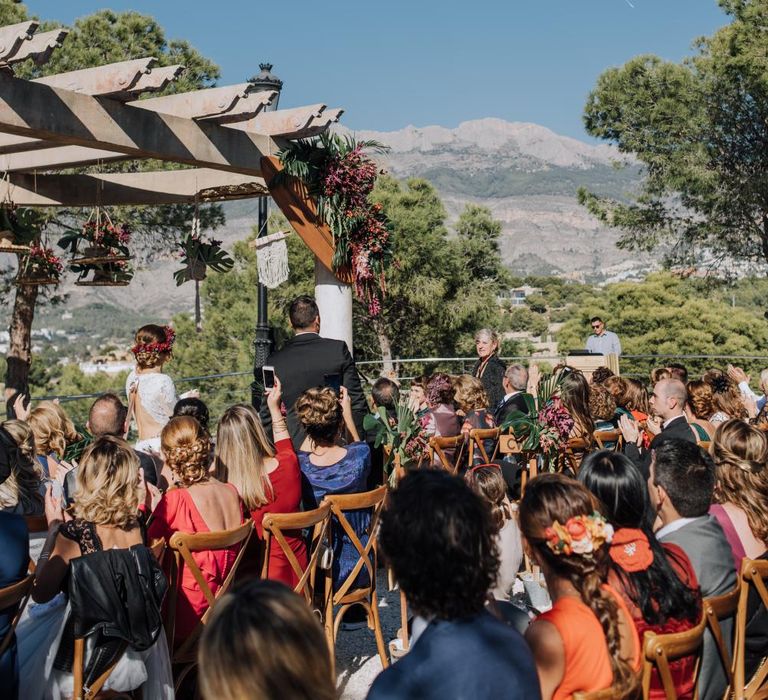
[126,325,179,453]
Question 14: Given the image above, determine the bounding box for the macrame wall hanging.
[252,230,290,289]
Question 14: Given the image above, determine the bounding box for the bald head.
[651,378,687,420]
[88,393,128,438]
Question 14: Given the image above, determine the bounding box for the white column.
[314,256,353,353]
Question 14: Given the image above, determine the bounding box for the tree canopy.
[579,0,768,270]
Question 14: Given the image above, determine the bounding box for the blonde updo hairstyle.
[161,416,212,487]
[74,435,140,529]
[132,324,173,370]
[465,465,512,533]
[295,387,342,446]
[0,420,43,513]
[711,419,768,544]
[686,380,716,420]
[28,401,81,458]
[453,374,490,413]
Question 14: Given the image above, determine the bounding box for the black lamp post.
[248,63,282,408]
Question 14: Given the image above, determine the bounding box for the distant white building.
[79,360,134,376]
[498,285,541,306]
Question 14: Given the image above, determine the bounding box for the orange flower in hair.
[609,528,654,572]
[544,512,614,557]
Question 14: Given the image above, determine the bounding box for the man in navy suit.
[367,471,541,700]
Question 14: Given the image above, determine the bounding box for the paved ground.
[335,571,402,700]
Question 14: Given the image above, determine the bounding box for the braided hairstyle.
[520,473,638,697]
[161,416,212,487]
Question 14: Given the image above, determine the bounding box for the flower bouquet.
[500,371,573,470]
[173,232,234,285]
[16,243,63,285]
[275,133,393,315]
[363,401,429,486]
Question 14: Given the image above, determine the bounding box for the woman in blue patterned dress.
[296,386,371,590]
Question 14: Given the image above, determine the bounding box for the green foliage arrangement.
[173,232,234,285]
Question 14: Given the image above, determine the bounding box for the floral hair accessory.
[131,325,176,357]
[609,528,654,572]
[544,511,614,556]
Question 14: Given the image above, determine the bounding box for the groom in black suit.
[494,364,531,425]
[259,295,368,449]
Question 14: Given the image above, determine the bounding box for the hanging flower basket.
[274,133,392,316]
[15,243,63,286]
[74,258,134,287]
[0,205,38,254]
[58,208,132,266]
[173,232,234,286]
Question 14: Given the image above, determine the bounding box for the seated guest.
[589,383,618,432]
[454,375,496,465]
[649,439,736,700]
[63,394,160,503]
[560,369,595,441]
[590,366,614,385]
[494,364,530,426]
[622,378,651,422]
[173,396,210,433]
[296,386,370,591]
[407,376,430,420]
[147,416,244,643]
[0,440,29,700]
[579,451,702,699]
[620,378,696,478]
[465,464,522,601]
[371,376,400,421]
[603,375,631,419]
[27,401,82,477]
[422,373,460,438]
[520,473,640,699]
[685,381,717,440]
[199,580,335,700]
[215,379,306,588]
[368,377,401,487]
[18,436,170,698]
[728,364,768,422]
[650,367,671,384]
[703,369,747,423]
[667,363,689,384]
[0,421,44,515]
[367,470,540,699]
[710,419,768,679]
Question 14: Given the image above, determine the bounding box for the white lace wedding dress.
[125,370,178,452]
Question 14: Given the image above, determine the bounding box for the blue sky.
[28,0,727,140]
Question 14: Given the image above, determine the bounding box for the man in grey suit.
[649,439,736,700]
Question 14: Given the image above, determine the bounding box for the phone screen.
[262,366,276,390]
[324,373,341,395]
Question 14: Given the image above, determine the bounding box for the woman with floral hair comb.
[520,473,640,700]
[126,324,180,452]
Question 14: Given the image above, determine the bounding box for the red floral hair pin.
[544,511,614,557]
[608,528,654,572]
[131,325,176,357]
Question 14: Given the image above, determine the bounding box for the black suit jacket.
[494,392,531,427]
[625,414,697,479]
[260,333,368,449]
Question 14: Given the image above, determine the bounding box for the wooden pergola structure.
[0,20,354,353]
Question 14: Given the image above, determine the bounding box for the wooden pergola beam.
[130,82,270,119]
[0,21,37,62]
[33,57,156,95]
[112,64,184,99]
[196,90,276,123]
[3,28,68,66]
[1,168,268,206]
[231,104,325,136]
[0,72,278,176]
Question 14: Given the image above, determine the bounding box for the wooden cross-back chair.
[593,430,623,452]
[262,502,332,611]
[322,486,389,674]
[698,440,712,453]
[562,437,592,476]
[573,686,625,700]
[428,435,466,475]
[166,519,254,692]
[497,431,538,496]
[703,586,740,695]
[148,537,166,565]
[640,613,707,699]
[0,573,33,660]
[732,558,768,698]
[467,427,501,466]
[72,637,130,700]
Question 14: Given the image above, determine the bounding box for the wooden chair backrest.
[573,686,625,700]
[322,486,387,605]
[72,637,128,700]
[262,502,332,606]
[0,573,33,657]
[149,537,166,564]
[733,557,768,696]
[468,427,501,465]
[641,614,707,699]
[703,586,740,691]
[563,437,591,475]
[167,519,254,656]
[698,440,711,452]
[593,430,623,451]
[428,435,466,475]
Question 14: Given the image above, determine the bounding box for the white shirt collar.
[657,516,699,540]
[503,391,520,403]
[662,414,685,429]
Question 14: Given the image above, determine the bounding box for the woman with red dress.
[147,416,244,643]
[579,450,702,699]
[215,376,307,587]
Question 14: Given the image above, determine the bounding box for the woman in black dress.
[471,329,506,412]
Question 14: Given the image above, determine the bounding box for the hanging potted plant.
[172,231,234,285]
[15,243,63,286]
[0,205,39,254]
[58,207,132,264]
[274,133,393,316]
[78,257,134,286]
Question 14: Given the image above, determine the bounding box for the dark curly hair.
[379,470,498,620]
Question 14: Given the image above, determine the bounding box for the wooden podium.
[565,353,620,380]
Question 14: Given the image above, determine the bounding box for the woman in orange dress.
[147,416,244,643]
[520,473,640,700]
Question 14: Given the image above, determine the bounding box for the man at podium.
[585,316,621,356]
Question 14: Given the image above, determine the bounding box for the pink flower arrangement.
[82,219,131,248]
[23,243,63,280]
